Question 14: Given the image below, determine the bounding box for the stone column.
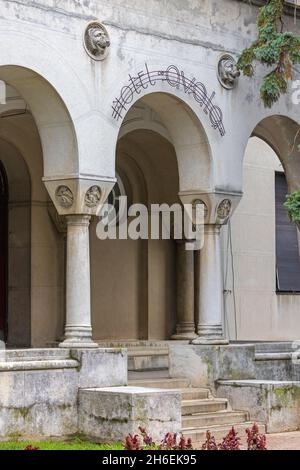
[59,215,98,348]
[172,240,197,340]
[192,224,228,344]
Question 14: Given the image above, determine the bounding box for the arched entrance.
[90,125,180,341]
[90,92,217,342]
[0,161,8,342]
[224,115,300,341]
[0,66,79,347]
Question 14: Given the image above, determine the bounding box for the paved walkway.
[267,431,300,450]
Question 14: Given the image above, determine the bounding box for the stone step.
[180,388,210,400]
[255,342,295,354]
[128,350,169,371]
[255,351,299,361]
[182,410,248,429]
[129,377,191,389]
[0,358,79,371]
[127,348,169,357]
[2,348,71,362]
[182,398,228,415]
[97,341,173,348]
[182,422,266,448]
[128,382,209,399]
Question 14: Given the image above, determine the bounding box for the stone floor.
[267,431,300,450]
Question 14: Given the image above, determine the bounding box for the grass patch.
[0,438,124,451]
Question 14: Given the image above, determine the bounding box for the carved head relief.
[217,199,232,220]
[85,185,101,208]
[217,54,240,90]
[84,21,110,61]
[55,185,74,209]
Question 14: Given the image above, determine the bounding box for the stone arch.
[0,65,78,178]
[252,115,300,193]
[115,92,213,194]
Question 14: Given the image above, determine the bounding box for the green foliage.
[0,438,124,450]
[284,190,300,222]
[237,0,300,107]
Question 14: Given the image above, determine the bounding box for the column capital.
[43,176,116,217]
[178,191,242,225]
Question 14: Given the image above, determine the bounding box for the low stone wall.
[0,348,127,439]
[169,343,256,391]
[216,380,300,433]
[169,343,300,433]
[79,386,181,442]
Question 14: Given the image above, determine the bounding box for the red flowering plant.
[218,427,241,450]
[24,445,39,451]
[138,426,156,448]
[159,432,193,451]
[124,423,267,451]
[246,423,267,450]
[202,431,218,450]
[124,434,143,451]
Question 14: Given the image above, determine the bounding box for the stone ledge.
[0,359,78,371]
[78,386,182,443]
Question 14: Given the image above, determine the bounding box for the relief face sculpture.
[84,21,110,60]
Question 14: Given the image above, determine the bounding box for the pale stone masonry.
[0,0,300,441]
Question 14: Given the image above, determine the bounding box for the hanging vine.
[237,0,300,107]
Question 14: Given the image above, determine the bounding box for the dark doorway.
[0,161,8,342]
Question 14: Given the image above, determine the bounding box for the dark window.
[275,172,300,293]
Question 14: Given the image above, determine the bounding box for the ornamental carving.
[55,185,74,209]
[85,185,101,208]
[217,54,240,90]
[217,199,232,220]
[84,21,110,61]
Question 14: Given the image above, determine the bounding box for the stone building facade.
[0,0,300,441]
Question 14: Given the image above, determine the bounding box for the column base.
[171,332,198,340]
[59,325,98,349]
[58,338,99,349]
[192,324,228,345]
[59,339,99,349]
[191,337,229,345]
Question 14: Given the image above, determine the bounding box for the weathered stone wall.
[0,348,127,438]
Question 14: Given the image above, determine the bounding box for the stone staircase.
[128,345,255,447]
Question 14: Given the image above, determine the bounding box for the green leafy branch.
[284,190,300,223]
[237,0,300,107]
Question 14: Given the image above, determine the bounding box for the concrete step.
[0,358,79,371]
[97,341,173,348]
[255,352,297,361]
[128,350,169,371]
[180,388,210,400]
[182,398,228,415]
[128,369,170,381]
[255,342,295,354]
[1,348,71,362]
[129,377,191,389]
[182,422,266,448]
[182,410,248,429]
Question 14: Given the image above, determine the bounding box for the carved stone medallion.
[85,185,101,208]
[217,199,232,220]
[217,54,240,90]
[84,21,110,61]
[55,185,74,209]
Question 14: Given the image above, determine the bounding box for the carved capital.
[179,191,242,225]
[43,177,116,216]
